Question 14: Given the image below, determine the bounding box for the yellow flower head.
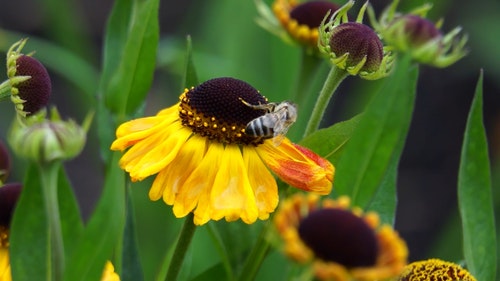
[111,77,334,225]
[398,259,477,281]
[274,193,408,281]
[6,39,51,117]
[368,0,468,67]
[255,0,340,52]
[318,1,394,80]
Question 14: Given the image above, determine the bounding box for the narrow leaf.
[334,54,418,210]
[183,35,199,89]
[58,167,84,257]
[64,152,126,281]
[103,0,160,115]
[10,164,49,280]
[121,187,144,281]
[458,70,496,281]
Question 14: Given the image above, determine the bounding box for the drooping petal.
[111,105,179,150]
[119,121,188,181]
[161,136,207,205]
[209,145,259,224]
[243,147,279,220]
[173,142,222,224]
[259,138,334,194]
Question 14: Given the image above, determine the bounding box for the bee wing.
[272,133,286,146]
[272,107,293,136]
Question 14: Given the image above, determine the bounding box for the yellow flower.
[274,193,408,281]
[101,261,121,281]
[111,77,334,225]
[398,259,477,281]
[255,0,340,52]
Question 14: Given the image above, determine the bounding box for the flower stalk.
[303,66,348,137]
[38,161,65,281]
[164,213,197,281]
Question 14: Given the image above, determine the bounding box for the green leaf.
[10,164,84,281]
[458,70,497,281]
[334,54,418,210]
[300,114,362,165]
[121,187,144,281]
[182,36,199,89]
[102,0,160,116]
[10,164,49,280]
[64,152,126,281]
[58,167,84,258]
[189,263,227,281]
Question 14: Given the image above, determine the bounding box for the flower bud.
[8,108,89,163]
[6,39,51,117]
[318,1,394,79]
[369,0,468,67]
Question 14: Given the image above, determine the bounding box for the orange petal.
[259,138,334,195]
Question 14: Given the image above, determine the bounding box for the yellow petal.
[173,142,222,223]
[128,122,190,180]
[0,247,11,281]
[160,136,207,205]
[111,105,179,151]
[243,147,278,220]
[209,145,259,224]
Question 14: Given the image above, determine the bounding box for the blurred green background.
[0,0,499,278]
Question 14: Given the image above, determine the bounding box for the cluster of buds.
[368,0,468,67]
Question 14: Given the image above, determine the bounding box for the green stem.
[237,221,272,281]
[0,79,12,101]
[303,66,349,138]
[165,213,197,281]
[38,161,64,281]
[289,51,326,141]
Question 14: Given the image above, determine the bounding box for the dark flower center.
[401,15,442,47]
[298,208,378,267]
[0,182,22,227]
[329,22,383,72]
[179,77,268,145]
[15,55,51,115]
[290,1,340,28]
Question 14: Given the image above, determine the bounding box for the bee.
[240,98,298,145]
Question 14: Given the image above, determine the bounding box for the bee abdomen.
[245,118,274,138]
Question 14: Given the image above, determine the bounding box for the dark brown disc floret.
[329,22,384,73]
[298,208,379,267]
[14,55,52,115]
[290,1,340,28]
[179,77,268,145]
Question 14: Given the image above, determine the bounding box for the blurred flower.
[318,1,394,80]
[274,193,408,281]
[0,183,120,280]
[398,259,477,281]
[101,261,121,281]
[111,77,334,225]
[0,141,10,185]
[368,0,467,67]
[255,0,340,52]
[5,38,51,117]
[0,183,22,281]
[8,107,91,164]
